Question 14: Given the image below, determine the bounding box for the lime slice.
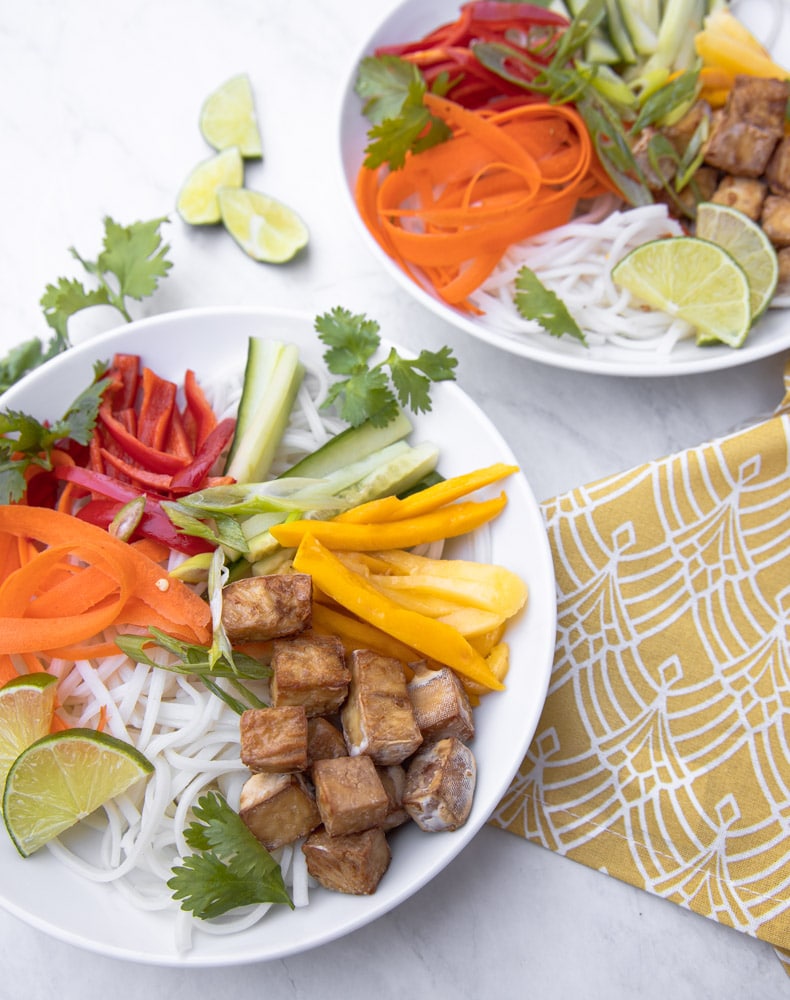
[611,236,752,347]
[0,673,57,801]
[695,201,779,321]
[218,187,309,263]
[177,147,244,225]
[199,74,262,158]
[3,728,153,857]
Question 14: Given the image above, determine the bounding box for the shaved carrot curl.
[355,96,614,311]
[0,505,211,656]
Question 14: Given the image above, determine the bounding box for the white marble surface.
[0,0,789,996]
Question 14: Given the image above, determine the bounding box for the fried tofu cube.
[340,649,423,765]
[302,826,391,895]
[221,573,312,643]
[403,737,477,832]
[312,754,389,836]
[376,764,410,831]
[239,771,321,850]
[270,633,350,716]
[704,77,788,177]
[766,137,790,197]
[762,195,790,247]
[777,247,790,296]
[307,716,348,766]
[711,175,767,221]
[407,661,475,743]
[240,706,308,773]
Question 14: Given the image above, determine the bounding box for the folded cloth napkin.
[490,361,790,970]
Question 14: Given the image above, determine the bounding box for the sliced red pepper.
[75,498,213,556]
[109,353,141,412]
[54,464,170,505]
[137,367,177,450]
[166,405,195,462]
[170,418,236,493]
[184,369,218,451]
[100,449,176,492]
[99,404,189,474]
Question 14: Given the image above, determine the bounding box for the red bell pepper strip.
[165,405,195,462]
[137,368,177,450]
[54,466,213,556]
[184,369,218,451]
[75,498,213,556]
[98,404,189,474]
[100,449,178,492]
[109,353,141,412]
[170,418,236,493]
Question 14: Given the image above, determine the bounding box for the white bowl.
[0,306,556,966]
[337,0,790,377]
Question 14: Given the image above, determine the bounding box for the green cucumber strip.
[225,338,304,484]
[279,410,413,480]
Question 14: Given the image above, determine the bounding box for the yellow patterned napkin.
[491,362,790,966]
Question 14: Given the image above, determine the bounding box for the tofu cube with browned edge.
[312,754,389,836]
[302,826,391,895]
[240,705,308,773]
[762,196,790,248]
[766,138,790,198]
[270,633,350,716]
[239,772,321,851]
[377,764,410,831]
[704,76,788,177]
[341,649,423,765]
[711,176,767,221]
[307,716,348,766]
[407,661,475,742]
[221,573,312,643]
[403,737,477,832]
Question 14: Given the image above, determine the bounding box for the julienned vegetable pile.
[353,0,790,349]
[0,307,531,927]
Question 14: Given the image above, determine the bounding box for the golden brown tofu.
[403,737,476,833]
[777,247,790,295]
[340,649,423,765]
[312,754,389,836]
[711,175,767,221]
[270,633,350,717]
[239,771,321,850]
[762,195,790,247]
[239,705,308,773]
[307,716,348,766]
[704,77,788,177]
[302,826,391,895]
[221,573,312,643]
[376,764,410,831]
[727,75,789,133]
[407,661,475,743]
[766,137,790,197]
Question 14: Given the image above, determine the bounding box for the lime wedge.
[177,147,244,225]
[199,74,262,158]
[695,201,779,322]
[218,187,309,263]
[0,673,57,801]
[3,728,153,857]
[611,236,752,347]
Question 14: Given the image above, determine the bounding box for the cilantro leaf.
[168,792,293,919]
[315,307,457,427]
[514,267,586,345]
[0,370,112,504]
[0,216,173,393]
[356,55,452,170]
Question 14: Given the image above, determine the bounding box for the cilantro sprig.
[0,216,172,393]
[514,267,586,345]
[355,55,453,170]
[315,307,458,427]
[0,366,110,504]
[167,792,293,920]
